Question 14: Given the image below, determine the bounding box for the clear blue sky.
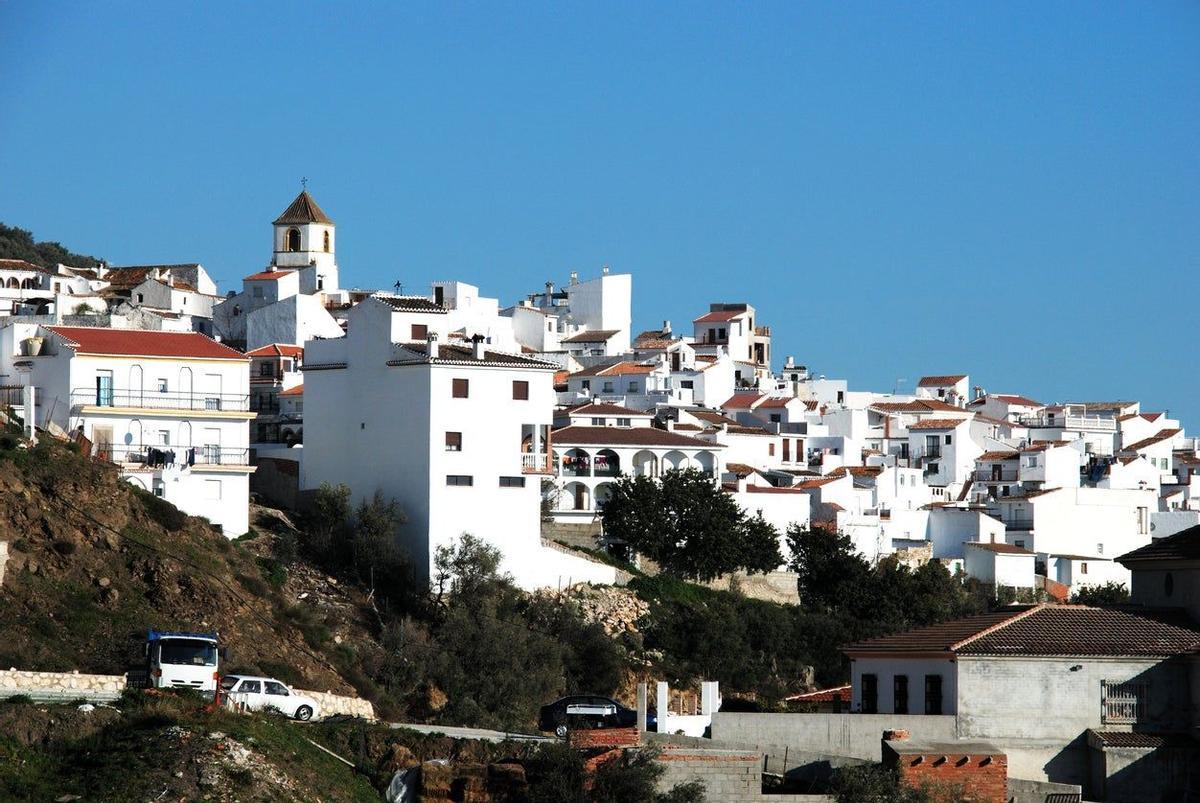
[2,2,1197,422]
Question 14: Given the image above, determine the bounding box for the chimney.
[785,355,795,369]
[602,264,610,275]
[735,475,747,493]
[569,271,578,285]
[662,319,671,335]
[545,280,554,298]
[472,334,486,360]
[426,331,439,361]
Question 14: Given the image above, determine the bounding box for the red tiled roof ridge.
[917,374,967,386]
[949,605,1044,651]
[46,326,246,360]
[1122,429,1182,452]
[244,269,292,281]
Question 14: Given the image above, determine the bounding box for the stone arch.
[632,450,658,478]
[563,448,591,477]
[594,449,620,477]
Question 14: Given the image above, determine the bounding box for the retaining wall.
[294,688,375,721]
[655,747,832,803]
[0,668,126,703]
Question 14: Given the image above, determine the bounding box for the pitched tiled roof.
[273,190,333,225]
[686,410,740,427]
[758,396,796,409]
[1122,429,1182,453]
[721,393,764,409]
[991,394,1044,407]
[870,399,964,414]
[374,295,448,314]
[1118,525,1200,564]
[102,267,153,287]
[909,418,969,430]
[693,309,746,323]
[977,450,1019,462]
[725,462,757,477]
[633,329,674,349]
[726,425,772,436]
[561,329,619,343]
[551,425,721,449]
[246,343,304,358]
[571,361,659,378]
[966,542,1035,555]
[244,270,292,282]
[564,402,652,417]
[1088,731,1195,748]
[0,258,50,273]
[844,609,1032,655]
[46,326,246,360]
[956,605,1200,657]
[279,384,304,396]
[917,374,967,387]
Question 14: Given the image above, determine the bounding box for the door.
[92,425,113,461]
[235,679,264,710]
[783,439,790,462]
[263,681,293,715]
[203,427,221,464]
[95,370,114,406]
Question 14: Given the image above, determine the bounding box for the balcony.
[99,443,250,467]
[72,388,251,413]
[521,453,554,475]
[1017,413,1116,432]
[974,469,1019,482]
[1002,517,1035,530]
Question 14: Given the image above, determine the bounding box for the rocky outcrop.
[540,585,649,637]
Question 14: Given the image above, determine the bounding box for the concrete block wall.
[0,668,126,702]
[293,688,375,720]
[710,712,958,761]
[654,747,832,803]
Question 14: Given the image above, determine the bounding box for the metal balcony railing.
[1003,517,1035,530]
[73,388,250,412]
[96,443,250,467]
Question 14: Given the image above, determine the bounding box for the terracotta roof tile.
[917,374,967,387]
[278,384,304,396]
[244,270,292,282]
[693,309,746,323]
[686,410,740,427]
[564,402,652,417]
[47,326,246,360]
[758,396,796,409]
[991,394,1044,407]
[870,399,964,414]
[572,361,659,378]
[956,605,1200,657]
[246,343,304,358]
[1122,429,1182,453]
[1088,731,1195,748]
[785,685,851,703]
[375,295,448,314]
[0,258,50,274]
[977,450,1019,462]
[844,607,1038,654]
[721,393,764,409]
[392,342,554,368]
[909,418,969,430]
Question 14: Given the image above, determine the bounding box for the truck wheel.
[555,723,568,738]
[294,705,313,721]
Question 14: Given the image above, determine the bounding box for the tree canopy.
[600,468,783,582]
[0,223,103,271]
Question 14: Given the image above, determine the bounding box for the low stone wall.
[294,688,375,721]
[703,570,800,605]
[0,668,126,703]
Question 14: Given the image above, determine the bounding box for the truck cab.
[145,629,220,692]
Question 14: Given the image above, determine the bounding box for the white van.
[146,630,220,692]
[221,675,320,721]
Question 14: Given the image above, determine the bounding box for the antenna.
[301,176,308,190]
[394,280,403,295]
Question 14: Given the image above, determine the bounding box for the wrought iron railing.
[96,443,250,467]
[72,388,250,412]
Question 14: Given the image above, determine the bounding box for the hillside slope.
[0,436,368,693]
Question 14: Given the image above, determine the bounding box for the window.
[323,230,330,252]
[157,379,168,393]
[499,476,526,488]
[411,324,427,340]
[1102,680,1148,724]
[1080,562,1088,575]
[136,293,144,303]
[627,381,637,392]
[768,443,776,457]
[446,475,473,486]
[452,379,469,398]
[861,674,878,714]
[617,418,631,427]
[260,363,275,377]
[937,388,945,397]
[240,680,261,694]
[945,434,952,445]
[1097,543,1104,555]
[286,228,301,251]
[718,327,726,340]
[1015,540,1025,548]
[265,681,289,696]
[158,430,170,445]
[445,432,462,452]
[601,381,614,393]
[513,380,529,400]
[253,285,263,298]
[1137,507,1150,535]
[770,413,781,423]
[893,675,909,714]
[591,417,606,426]
[837,391,845,403]
[581,380,591,391]
[680,380,694,390]
[924,675,943,715]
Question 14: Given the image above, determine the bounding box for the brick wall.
[568,726,640,749]
[888,747,1007,803]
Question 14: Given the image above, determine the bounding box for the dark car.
[538,695,656,738]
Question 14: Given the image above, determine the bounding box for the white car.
[221,675,320,721]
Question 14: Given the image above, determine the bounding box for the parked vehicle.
[538,695,656,738]
[221,675,320,721]
[145,629,221,692]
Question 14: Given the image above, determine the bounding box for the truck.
[144,629,221,693]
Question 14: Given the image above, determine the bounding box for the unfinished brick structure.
[883,734,1007,803]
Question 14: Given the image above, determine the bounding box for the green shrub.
[132,487,188,531]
